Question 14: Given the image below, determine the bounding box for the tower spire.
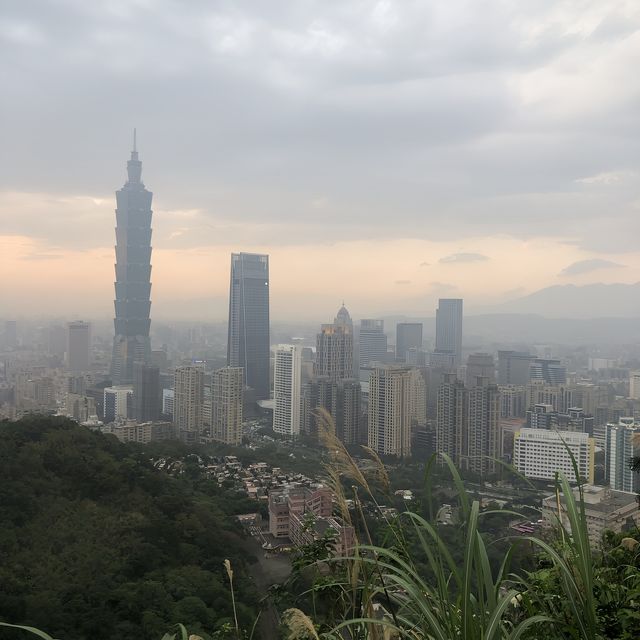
[133,127,137,152]
[127,129,142,183]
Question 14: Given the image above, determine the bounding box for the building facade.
[227,252,270,400]
[315,307,354,381]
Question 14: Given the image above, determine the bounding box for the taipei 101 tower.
[110,131,153,384]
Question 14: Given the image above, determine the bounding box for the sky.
[2,0,640,321]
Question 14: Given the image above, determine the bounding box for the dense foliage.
[0,416,258,640]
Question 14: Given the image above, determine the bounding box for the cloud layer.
[2,1,640,317]
[559,258,626,276]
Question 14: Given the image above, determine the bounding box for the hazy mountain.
[488,283,640,318]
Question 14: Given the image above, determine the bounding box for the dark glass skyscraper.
[227,253,270,400]
[110,133,153,384]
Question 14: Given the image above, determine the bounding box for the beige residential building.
[173,365,205,436]
[368,365,412,457]
[212,367,243,445]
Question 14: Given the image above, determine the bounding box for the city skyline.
[3,2,640,319]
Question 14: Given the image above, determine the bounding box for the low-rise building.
[541,485,640,547]
[268,484,354,555]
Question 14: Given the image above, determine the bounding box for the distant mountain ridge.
[486,282,640,318]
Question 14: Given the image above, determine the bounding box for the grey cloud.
[559,259,626,276]
[439,252,489,264]
[1,1,639,253]
[395,279,411,285]
[419,261,430,267]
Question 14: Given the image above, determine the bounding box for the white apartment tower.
[273,345,303,437]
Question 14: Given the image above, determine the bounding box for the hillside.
[0,416,258,640]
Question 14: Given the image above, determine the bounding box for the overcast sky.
[2,1,640,320]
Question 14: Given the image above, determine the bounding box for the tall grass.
[280,409,606,639]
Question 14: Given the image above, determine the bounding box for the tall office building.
[497,351,534,386]
[173,365,205,437]
[434,299,463,366]
[227,253,270,400]
[605,418,640,493]
[273,345,302,437]
[110,133,153,384]
[67,321,90,372]
[359,319,387,368]
[396,323,423,362]
[368,365,412,457]
[466,353,495,387]
[133,361,160,423]
[212,367,243,445]
[315,305,354,381]
[529,358,567,385]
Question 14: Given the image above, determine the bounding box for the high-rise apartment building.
[514,428,594,483]
[212,367,243,445]
[434,299,463,366]
[227,253,270,400]
[133,361,160,423]
[436,375,500,475]
[67,321,90,372]
[111,134,153,385]
[273,345,302,437]
[173,365,205,437]
[359,319,387,368]
[368,365,412,457]
[302,376,362,445]
[315,305,354,381]
[396,323,423,362]
[605,418,640,493]
[162,388,174,419]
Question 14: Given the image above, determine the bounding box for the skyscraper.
[359,319,387,368]
[273,345,302,437]
[227,253,270,400]
[315,305,354,381]
[212,367,243,445]
[110,132,153,384]
[434,299,463,366]
[396,323,423,362]
[133,361,160,423]
[368,365,412,457]
[67,321,90,372]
